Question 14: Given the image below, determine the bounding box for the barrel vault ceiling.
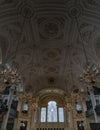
[0,0,100,95]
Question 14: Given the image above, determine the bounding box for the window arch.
[47,101,57,122]
[40,100,64,123]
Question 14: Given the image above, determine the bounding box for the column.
[37,107,39,123]
[30,110,34,130]
[1,88,14,130]
[67,106,74,130]
[17,99,22,113]
[69,110,74,130]
[64,108,68,130]
[13,119,18,130]
[46,106,47,122]
[13,99,22,130]
[57,106,59,122]
[27,121,30,130]
[89,87,98,123]
[82,99,87,113]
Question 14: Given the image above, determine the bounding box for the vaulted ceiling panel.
[0,0,100,95]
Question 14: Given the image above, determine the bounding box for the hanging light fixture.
[75,17,100,85]
[75,16,99,123]
[0,12,27,92]
[80,63,99,84]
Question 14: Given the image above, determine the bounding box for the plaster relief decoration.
[16,48,33,67]
[41,48,62,74]
[0,35,10,62]
[87,0,100,6]
[42,48,61,62]
[2,21,23,42]
[43,65,60,74]
[0,0,18,5]
[68,5,82,18]
[38,17,65,40]
[18,1,35,19]
[79,23,95,43]
[94,37,100,61]
[67,1,83,18]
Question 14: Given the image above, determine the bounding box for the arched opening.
[36,88,67,130]
[40,100,64,123]
[47,101,57,122]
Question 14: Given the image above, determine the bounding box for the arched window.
[47,101,57,122]
[40,100,64,123]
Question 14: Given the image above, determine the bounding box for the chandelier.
[75,17,99,123]
[0,61,21,86]
[80,63,100,84]
[0,61,23,94]
[0,12,27,92]
[75,17,100,85]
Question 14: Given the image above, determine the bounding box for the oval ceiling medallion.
[19,3,35,19]
[42,48,61,61]
[38,17,64,39]
[43,65,59,74]
[68,5,83,18]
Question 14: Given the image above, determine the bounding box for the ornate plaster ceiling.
[0,0,100,95]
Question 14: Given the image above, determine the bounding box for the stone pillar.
[1,88,14,130]
[17,99,22,113]
[87,86,98,123]
[30,110,36,130]
[82,98,87,113]
[13,99,22,130]
[64,108,67,124]
[30,110,34,130]
[90,93,98,123]
[46,106,47,122]
[27,121,31,130]
[34,109,37,123]
[67,104,74,130]
[57,106,59,122]
[69,110,74,130]
[63,108,68,130]
[13,118,18,130]
[38,107,40,123]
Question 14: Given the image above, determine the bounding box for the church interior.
[0,0,100,130]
